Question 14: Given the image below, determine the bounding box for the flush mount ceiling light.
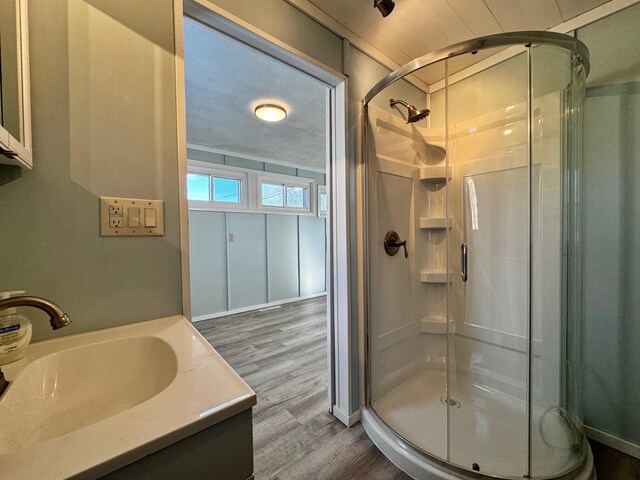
[254,104,287,122]
[374,0,395,17]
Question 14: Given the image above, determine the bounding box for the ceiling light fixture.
[374,0,395,17]
[254,104,287,122]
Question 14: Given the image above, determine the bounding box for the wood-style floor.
[196,297,410,480]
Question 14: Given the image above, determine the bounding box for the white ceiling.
[296,0,613,83]
[184,18,328,170]
[185,1,616,169]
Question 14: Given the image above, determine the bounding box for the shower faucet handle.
[384,230,408,258]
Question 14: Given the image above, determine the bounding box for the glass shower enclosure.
[363,33,592,479]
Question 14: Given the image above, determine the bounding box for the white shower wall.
[428,52,566,408]
[368,51,567,408]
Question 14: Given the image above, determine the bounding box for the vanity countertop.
[0,315,256,479]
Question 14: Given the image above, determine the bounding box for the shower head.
[389,99,430,124]
[373,0,395,17]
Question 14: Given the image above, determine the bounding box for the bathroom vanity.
[0,316,256,479]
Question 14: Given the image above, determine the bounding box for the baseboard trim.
[192,293,327,322]
[333,406,361,427]
[585,425,640,460]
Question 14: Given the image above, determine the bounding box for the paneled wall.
[188,149,326,319]
[578,3,640,451]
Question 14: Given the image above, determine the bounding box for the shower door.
[445,46,584,478]
[448,167,531,476]
[444,52,531,477]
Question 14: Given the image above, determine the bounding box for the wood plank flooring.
[196,297,410,480]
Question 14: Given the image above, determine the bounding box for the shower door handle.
[461,243,468,282]
[384,231,408,258]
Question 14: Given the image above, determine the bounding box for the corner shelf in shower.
[419,217,453,230]
[419,166,453,184]
[420,270,453,283]
[420,316,455,334]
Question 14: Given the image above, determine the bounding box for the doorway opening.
[178,7,349,476]
[183,16,329,323]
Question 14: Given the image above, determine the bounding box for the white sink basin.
[0,336,177,454]
[0,316,256,479]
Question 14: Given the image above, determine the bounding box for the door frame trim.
[173,0,353,425]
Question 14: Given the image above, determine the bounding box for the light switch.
[144,208,157,228]
[100,197,164,237]
[127,207,141,227]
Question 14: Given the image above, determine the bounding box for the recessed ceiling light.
[254,104,287,122]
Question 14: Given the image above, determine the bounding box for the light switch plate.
[100,196,164,237]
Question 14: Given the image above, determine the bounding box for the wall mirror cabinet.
[0,0,31,169]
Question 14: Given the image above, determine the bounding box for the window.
[187,173,243,204]
[286,186,306,208]
[187,173,210,201]
[318,185,327,218]
[258,175,311,213]
[213,177,241,203]
[261,183,284,207]
[187,165,247,211]
[187,160,317,215]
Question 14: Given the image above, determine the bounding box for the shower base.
[368,370,594,479]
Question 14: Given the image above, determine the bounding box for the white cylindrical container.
[0,291,33,365]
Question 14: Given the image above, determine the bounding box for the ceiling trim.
[187,143,327,173]
[428,0,640,92]
[281,0,431,93]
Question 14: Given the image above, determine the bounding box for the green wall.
[200,0,343,73]
[0,0,426,419]
[0,0,182,342]
[578,3,640,449]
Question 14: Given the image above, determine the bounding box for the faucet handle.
[384,230,408,259]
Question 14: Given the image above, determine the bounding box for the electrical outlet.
[100,196,164,237]
[109,205,123,216]
[110,218,124,228]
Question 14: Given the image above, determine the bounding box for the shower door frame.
[362,31,591,480]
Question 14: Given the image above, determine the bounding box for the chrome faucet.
[0,295,71,330]
[0,295,71,397]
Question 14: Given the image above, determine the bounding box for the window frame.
[186,171,213,202]
[187,160,320,216]
[187,162,248,212]
[256,172,314,215]
[317,185,328,218]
